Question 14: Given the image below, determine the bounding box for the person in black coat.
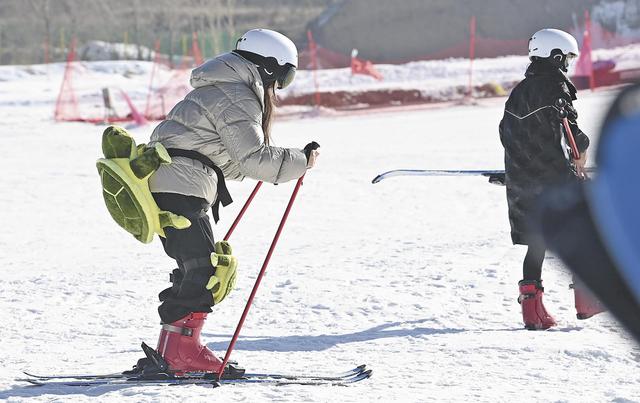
[499,29,589,330]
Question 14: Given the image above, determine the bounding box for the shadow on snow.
[204,318,466,352]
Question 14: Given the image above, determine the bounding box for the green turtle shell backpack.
[96,126,191,243]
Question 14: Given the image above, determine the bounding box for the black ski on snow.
[22,364,367,382]
[21,364,367,382]
[19,368,372,387]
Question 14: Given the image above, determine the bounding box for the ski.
[20,369,372,387]
[244,364,367,381]
[22,371,124,380]
[372,167,596,185]
[21,364,368,382]
[372,169,506,185]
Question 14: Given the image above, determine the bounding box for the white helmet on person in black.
[528,29,580,71]
[234,29,298,89]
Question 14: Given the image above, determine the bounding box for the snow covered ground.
[0,62,639,402]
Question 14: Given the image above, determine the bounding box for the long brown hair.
[262,83,276,146]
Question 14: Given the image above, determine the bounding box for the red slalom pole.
[224,181,263,241]
[217,175,306,379]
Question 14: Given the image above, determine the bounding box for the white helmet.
[528,29,579,61]
[235,29,298,89]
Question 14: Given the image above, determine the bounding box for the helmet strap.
[233,50,281,88]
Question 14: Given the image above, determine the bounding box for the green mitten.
[206,241,238,304]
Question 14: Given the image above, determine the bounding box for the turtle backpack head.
[96,126,191,243]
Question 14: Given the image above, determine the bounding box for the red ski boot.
[518,280,557,330]
[571,280,607,320]
[156,312,223,374]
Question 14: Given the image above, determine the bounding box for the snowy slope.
[0,63,639,402]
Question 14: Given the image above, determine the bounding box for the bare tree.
[92,0,118,43]
[0,0,335,65]
[27,0,52,62]
[225,0,236,48]
[59,0,78,47]
[212,0,223,54]
[130,0,143,59]
[0,27,4,64]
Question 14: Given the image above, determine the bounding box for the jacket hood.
[190,52,265,107]
[525,61,577,100]
[525,60,564,77]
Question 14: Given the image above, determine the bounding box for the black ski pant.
[523,240,546,281]
[153,193,216,324]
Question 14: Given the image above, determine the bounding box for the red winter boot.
[571,280,607,320]
[156,312,223,374]
[518,280,557,330]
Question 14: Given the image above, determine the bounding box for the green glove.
[206,241,238,305]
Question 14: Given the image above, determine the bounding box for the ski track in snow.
[0,64,639,402]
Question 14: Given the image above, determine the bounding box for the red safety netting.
[54,33,206,124]
[293,11,640,110]
[571,11,640,90]
[54,38,146,124]
[144,33,204,121]
[301,10,640,68]
[54,38,81,121]
[300,11,640,95]
[575,11,596,90]
[299,37,528,69]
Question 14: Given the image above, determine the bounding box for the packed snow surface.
[0,60,639,402]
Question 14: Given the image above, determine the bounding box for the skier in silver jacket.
[148,46,310,202]
[136,29,319,376]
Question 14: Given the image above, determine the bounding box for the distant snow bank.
[0,43,639,110]
[78,41,155,62]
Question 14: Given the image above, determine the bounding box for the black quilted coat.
[499,61,590,245]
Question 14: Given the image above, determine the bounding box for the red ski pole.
[561,118,581,161]
[217,175,306,380]
[224,181,263,241]
[555,98,585,179]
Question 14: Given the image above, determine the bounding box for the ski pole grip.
[555,98,570,119]
[555,98,567,109]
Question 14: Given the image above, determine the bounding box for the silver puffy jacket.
[148,52,308,204]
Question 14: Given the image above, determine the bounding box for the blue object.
[587,111,640,304]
